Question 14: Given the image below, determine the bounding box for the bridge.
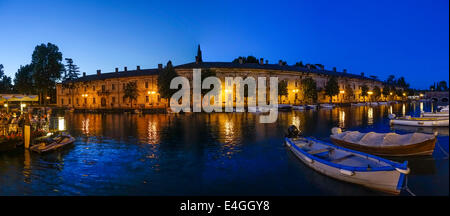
[424,91,449,104]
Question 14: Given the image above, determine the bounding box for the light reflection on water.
[0,102,448,196]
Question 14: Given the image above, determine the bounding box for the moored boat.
[389,114,449,127]
[421,111,449,118]
[278,104,292,111]
[285,126,409,195]
[307,104,317,109]
[320,104,335,109]
[370,102,378,106]
[378,102,388,105]
[292,105,305,110]
[30,133,75,154]
[351,103,366,106]
[330,127,437,156]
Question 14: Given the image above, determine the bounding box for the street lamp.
[3,103,8,113]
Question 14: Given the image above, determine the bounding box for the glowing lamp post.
[367,91,373,102]
[4,103,8,113]
[58,117,66,131]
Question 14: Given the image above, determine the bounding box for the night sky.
[0,0,448,89]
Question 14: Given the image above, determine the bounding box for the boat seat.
[308,148,333,155]
[330,154,355,163]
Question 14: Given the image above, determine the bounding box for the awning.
[0,94,39,102]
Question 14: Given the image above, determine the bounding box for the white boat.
[285,126,409,194]
[421,111,449,118]
[378,102,388,105]
[278,104,293,111]
[370,102,379,106]
[307,104,317,109]
[351,103,366,106]
[330,127,437,156]
[292,105,305,110]
[320,104,335,109]
[389,114,449,127]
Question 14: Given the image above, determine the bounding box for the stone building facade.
[56,53,404,109]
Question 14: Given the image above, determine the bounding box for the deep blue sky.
[0,0,448,89]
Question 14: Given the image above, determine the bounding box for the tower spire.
[196,44,202,64]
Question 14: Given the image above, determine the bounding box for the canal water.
[0,102,448,196]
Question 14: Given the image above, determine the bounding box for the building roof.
[64,68,160,83]
[175,62,379,81]
[66,61,380,84]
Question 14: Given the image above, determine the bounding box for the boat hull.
[286,138,404,194]
[390,118,449,127]
[330,136,436,156]
[30,136,75,154]
[422,112,449,117]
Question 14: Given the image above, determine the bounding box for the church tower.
[195,44,203,64]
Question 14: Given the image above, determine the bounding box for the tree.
[232,56,260,64]
[301,77,317,104]
[372,86,381,101]
[63,58,80,81]
[382,85,390,100]
[295,61,304,67]
[157,60,178,99]
[344,84,354,102]
[14,64,35,94]
[123,81,139,108]
[361,84,369,102]
[386,75,396,86]
[31,43,65,105]
[278,80,288,103]
[396,77,409,89]
[0,64,13,93]
[62,58,80,108]
[324,76,339,103]
[437,81,448,91]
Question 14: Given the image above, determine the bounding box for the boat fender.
[303,155,313,163]
[339,169,355,176]
[331,127,342,135]
[395,167,410,174]
[388,114,396,119]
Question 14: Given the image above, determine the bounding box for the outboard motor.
[286,125,300,138]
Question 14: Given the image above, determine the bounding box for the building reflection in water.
[368,107,373,125]
[389,106,393,114]
[291,115,301,129]
[402,104,406,116]
[23,149,31,183]
[82,117,90,135]
[420,102,424,113]
[339,110,345,128]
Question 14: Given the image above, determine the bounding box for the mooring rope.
[403,175,416,196]
[436,140,449,159]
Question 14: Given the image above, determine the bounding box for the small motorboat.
[421,111,449,118]
[330,127,437,156]
[351,103,366,106]
[391,124,450,136]
[320,104,335,109]
[307,104,317,109]
[30,133,75,154]
[389,114,449,127]
[278,104,293,111]
[285,125,409,195]
[292,105,305,110]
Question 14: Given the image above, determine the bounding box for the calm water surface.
[0,102,448,196]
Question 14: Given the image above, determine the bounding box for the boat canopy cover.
[331,130,435,147]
